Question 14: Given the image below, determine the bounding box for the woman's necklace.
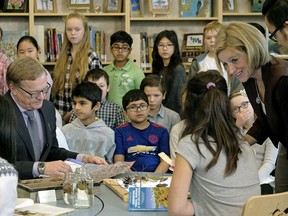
[255,79,261,104]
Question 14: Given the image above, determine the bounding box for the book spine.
[57,33,63,55]
[96,31,101,55]
[140,32,149,70]
[89,26,96,51]
[148,35,154,68]
[47,29,55,62]
[102,32,107,62]
[52,28,58,61]
[46,29,51,62]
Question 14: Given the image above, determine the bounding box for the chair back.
[242,192,288,216]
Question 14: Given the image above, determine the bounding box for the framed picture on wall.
[35,0,57,13]
[180,0,212,18]
[182,33,204,63]
[149,0,170,14]
[3,0,27,12]
[223,0,236,12]
[67,0,93,10]
[183,33,204,50]
[251,0,264,12]
[104,0,122,13]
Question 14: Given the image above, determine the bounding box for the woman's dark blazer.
[244,57,288,151]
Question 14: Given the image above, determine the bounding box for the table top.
[53,184,168,216]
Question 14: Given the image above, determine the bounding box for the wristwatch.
[37,162,46,175]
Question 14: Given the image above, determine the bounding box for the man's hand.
[83,155,108,165]
[44,160,72,177]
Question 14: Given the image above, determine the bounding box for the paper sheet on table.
[15,198,34,209]
[85,161,135,183]
[14,203,74,215]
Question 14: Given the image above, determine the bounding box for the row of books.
[89,27,107,62]
[46,28,63,62]
[139,32,156,71]
[37,26,107,62]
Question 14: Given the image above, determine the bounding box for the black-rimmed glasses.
[18,83,51,98]
[269,22,285,42]
[157,43,174,49]
[231,101,250,115]
[111,45,131,52]
[126,103,149,112]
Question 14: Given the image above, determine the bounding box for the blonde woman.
[215,22,288,193]
[52,12,102,123]
[189,21,242,95]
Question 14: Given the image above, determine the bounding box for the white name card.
[38,190,57,203]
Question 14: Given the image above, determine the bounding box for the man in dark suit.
[5,56,107,180]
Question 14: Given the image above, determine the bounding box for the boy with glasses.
[114,89,170,173]
[103,31,145,107]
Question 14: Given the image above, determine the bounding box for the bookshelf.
[0,0,270,73]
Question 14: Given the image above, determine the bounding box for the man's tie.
[25,110,41,160]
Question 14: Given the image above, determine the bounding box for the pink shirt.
[0,52,10,95]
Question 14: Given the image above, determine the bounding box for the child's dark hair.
[248,22,266,36]
[122,89,149,110]
[182,70,241,176]
[85,68,109,85]
[140,74,165,94]
[152,30,182,74]
[110,30,133,47]
[152,30,183,101]
[17,35,40,51]
[72,82,102,108]
[262,0,288,31]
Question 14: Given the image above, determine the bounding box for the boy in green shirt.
[103,31,145,107]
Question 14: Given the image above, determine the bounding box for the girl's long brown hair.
[182,70,242,176]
